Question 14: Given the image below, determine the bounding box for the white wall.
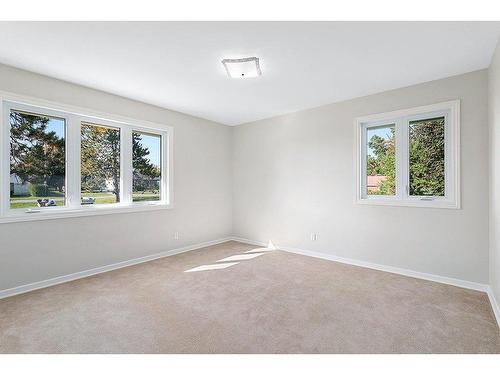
[0,64,233,291]
[233,70,489,284]
[0,64,492,292]
[489,39,500,301]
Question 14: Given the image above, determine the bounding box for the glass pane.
[132,132,161,202]
[10,110,66,209]
[81,122,120,205]
[409,116,445,196]
[366,124,396,196]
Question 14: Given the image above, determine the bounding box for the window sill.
[0,202,174,224]
[355,198,460,209]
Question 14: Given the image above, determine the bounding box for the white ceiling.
[0,22,499,125]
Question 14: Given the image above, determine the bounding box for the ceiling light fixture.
[222,57,262,78]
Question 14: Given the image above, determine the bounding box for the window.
[81,122,121,205]
[132,131,161,203]
[1,95,173,223]
[366,124,395,196]
[408,117,445,197]
[9,109,66,210]
[355,100,460,208]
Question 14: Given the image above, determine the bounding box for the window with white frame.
[132,131,161,203]
[355,100,460,208]
[1,95,172,223]
[80,122,121,205]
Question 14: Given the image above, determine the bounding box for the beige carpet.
[0,240,499,353]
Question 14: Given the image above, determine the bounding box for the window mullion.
[444,112,453,202]
[66,115,81,209]
[0,100,9,216]
[396,117,408,200]
[162,131,171,204]
[359,124,367,199]
[121,126,133,204]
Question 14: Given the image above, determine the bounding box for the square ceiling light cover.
[222,57,262,78]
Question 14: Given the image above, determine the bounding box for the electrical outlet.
[310,233,318,241]
[174,232,179,240]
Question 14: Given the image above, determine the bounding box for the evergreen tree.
[11,112,161,201]
[81,124,121,201]
[10,111,65,191]
[132,133,160,192]
[409,117,445,196]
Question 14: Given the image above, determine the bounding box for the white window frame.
[0,91,174,224]
[354,100,460,209]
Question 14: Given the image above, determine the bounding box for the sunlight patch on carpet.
[184,262,239,272]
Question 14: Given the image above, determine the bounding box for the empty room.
[3,7,500,369]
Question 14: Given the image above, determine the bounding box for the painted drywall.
[0,63,491,292]
[489,39,500,302]
[233,70,489,283]
[0,64,233,291]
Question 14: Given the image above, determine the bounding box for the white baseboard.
[232,236,500,328]
[230,236,489,292]
[486,287,500,327]
[3,235,498,328]
[0,237,233,300]
[231,236,268,248]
